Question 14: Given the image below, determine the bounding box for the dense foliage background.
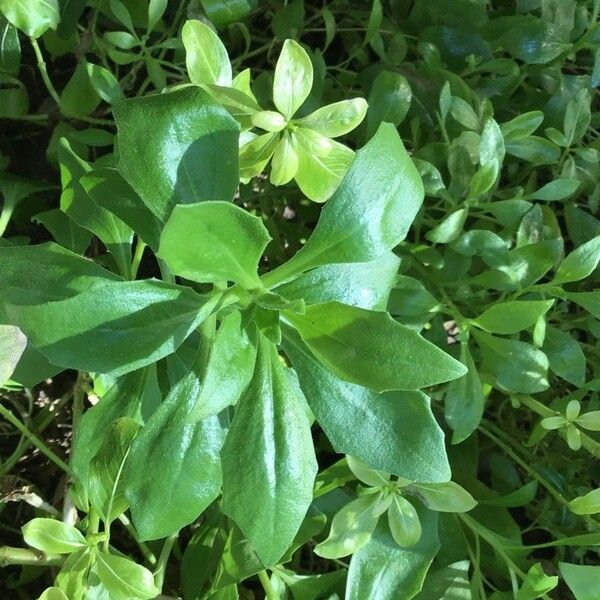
[1,1,600,599]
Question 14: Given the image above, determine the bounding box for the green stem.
[153,533,178,591]
[0,403,71,475]
[0,199,16,237]
[0,546,63,567]
[118,514,157,566]
[130,239,147,280]
[258,570,277,600]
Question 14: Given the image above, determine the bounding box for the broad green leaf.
[296,98,367,138]
[125,371,226,540]
[38,588,69,600]
[501,111,544,140]
[315,493,390,558]
[190,311,257,421]
[6,280,216,376]
[346,510,439,600]
[72,367,160,480]
[282,326,452,483]
[559,562,600,600]
[275,123,423,276]
[0,324,26,385]
[527,178,580,202]
[183,20,232,86]
[285,302,466,392]
[33,209,92,254]
[94,552,159,600]
[159,202,271,287]
[366,71,411,137]
[567,291,600,318]
[474,330,549,394]
[22,518,86,554]
[270,132,299,186]
[569,489,600,516]
[542,325,586,387]
[517,563,558,600]
[473,300,554,334]
[445,344,485,444]
[293,128,354,202]
[554,235,600,283]
[413,561,471,600]
[413,482,476,512]
[388,495,422,547]
[114,86,239,222]
[505,136,560,165]
[273,39,313,119]
[221,335,317,566]
[0,0,59,38]
[276,252,399,311]
[86,417,139,524]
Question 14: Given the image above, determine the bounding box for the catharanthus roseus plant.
[1,1,600,600]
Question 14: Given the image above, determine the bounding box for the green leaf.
[147,0,167,32]
[567,291,600,318]
[293,128,354,202]
[413,561,471,600]
[183,20,232,86]
[473,300,554,334]
[86,63,123,104]
[517,563,558,600]
[388,495,422,547]
[0,16,21,74]
[33,209,92,255]
[56,548,92,600]
[564,90,591,146]
[444,344,485,444]
[270,132,299,186]
[0,324,26,385]
[346,510,439,600]
[85,417,139,524]
[527,178,580,202]
[542,325,586,387]
[273,39,313,119]
[276,252,399,311]
[275,123,423,276]
[200,0,255,29]
[315,493,390,558]
[22,518,86,554]
[38,588,69,600]
[559,562,600,600]
[413,482,476,512]
[501,111,544,140]
[474,330,549,394]
[158,201,271,287]
[221,335,317,566]
[366,71,411,137]
[190,311,257,421]
[6,280,216,375]
[347,456,390,487]
[114,86,240,222]
[282,326,452,482]
[479,118,504,166]
[94,551,159,600]
[569,489,600,516]
[0,0,59,38]
[285,302,466,392]
[296,98,367,138]
[554,235,600,283]
[125,370,226,540]
[426,209,467,244]
[505,136,560,165]
[450,97,479,130]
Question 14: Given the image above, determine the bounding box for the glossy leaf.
[473,300,554,334]
[0,0,59,38]
[388,495,422,547]
[296,98,368,138]
[559,562,600,600]
[94,552,159,600]
[0,324,26,385]
[413,482,477,512]
[569,489,600,516]
[273,39,313,119]
[183,20,232,86]
[554,236,600,283]
[22,518,86,554]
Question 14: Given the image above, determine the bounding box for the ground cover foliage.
[1,0,600,598]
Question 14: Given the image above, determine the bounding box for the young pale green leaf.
[276,252,399,311]
[285,302,466,392]
[444,343,485,444]
[38,588,69,600]
[114,86,239,222]
[542,325,586,387]
[414,482,476,513]
[159,201,271,287]
[366,71,412,137]
[554,236,600,283]
[125,371,226,540]
[314,493,390,559]
[576,412,600,432]
[473,300,554,334]
[388,495,422,547]
[296,98,368,138]
[346,510,439,600]
[347,456,390,487]
[426,209,467,244]
[85,417,139,524]
[569,489,600,516]
[6,280,217,376]
[239,131,279,180]
[182,20,232,86]
[94,552,159,600]
[251,110,287,132]
[221,335,317,566]
[517,563,559,600]
[22,518,86,554]
[190,311,257,421]
[0,0,59,37]
[0,324,26,386]
[271,123,423,277]
[270,132,299,186]
[559,562,600,600]
[273,39,313,119]
[282,326,451,483]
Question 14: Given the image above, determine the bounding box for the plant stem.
[0,546,63,567]
[0,403,71,475]
[154,533,178,591]
[119,514,157,566]
[258,570,277,600]
[130,238,147,279]
[0,199,15,237]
